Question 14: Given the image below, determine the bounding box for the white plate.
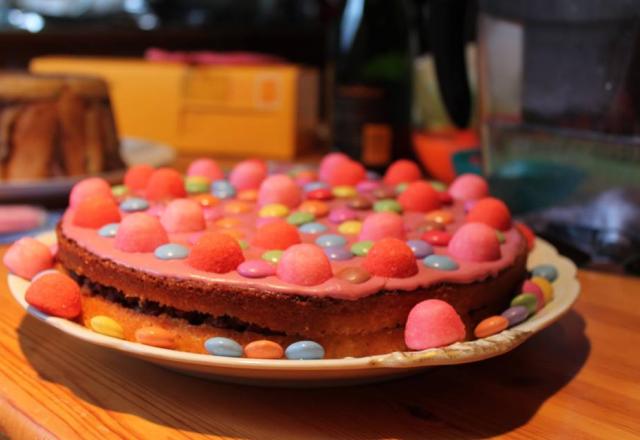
[0,137,175,202]
[8,233,580,387]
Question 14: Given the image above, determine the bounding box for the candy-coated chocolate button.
[285,340,325,360]
[298,222,328,234]
[98,223,119,238]
[395,182,408,194]
[532,264,558,282]
[417,220,446,233]
[244,340,284,359]
[338,220,362,235]
[372,187,396,199]
[298,200,329,217]
[238,239,249,249]
[423,255,459,271]
[323,246,353,261]
[90,316,124,339]
[511,293,538,314]
[237,189,258,202]
[366,170,381,180]
[336,266,371,284]
[111,184,128,198]
[154,243,189,260]
[135,326,176,348]
[421,230,452,247]
[205,337,243,357]
[306,188,333,201]
[332,185,357,198]
[211,180,236,199]
[315,234,346,248]
[192,194,219,207]
[120,197,149,212]
[347,196,372,210]
[531,276,554,303]
[373,199,402,213]
[259,203,290,218]
[185,176,210,194]
[501,305,530,327]
[224,201,252,214]
[429,181,447,192]
[303,181,328,192]
[329,207,357,224]
[425,210,454,225]
[496,230,506,244]
[262,249,284,264]
[406,239,433,258]
[474,315,509,338]
[350,240,373,256]
[356,180,380,193]
[287,211,315,226]
[237,260,276,278]
[220,229,245,240]
[215,217,242,228]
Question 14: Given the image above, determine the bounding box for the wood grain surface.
[0,245,639,439]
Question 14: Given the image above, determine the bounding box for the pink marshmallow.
[229,159,268,190]
[447,222,501,262]
[161,199,206,233]
[69,177,113,208]
[258,174,302,208]
[448,174,489,201]
[115,213,169,253]
[3,237,54,280]
[187,158,224,181]
[318,153,365,186]
[404,299,466,350]
[318,152,350,183]
[359,212,406,241]
[276,243,332,286]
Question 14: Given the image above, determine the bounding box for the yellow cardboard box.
[31,56,318,159]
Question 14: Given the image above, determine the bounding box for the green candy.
[262,250,284,264]
[429,180,447,192]
[373,199,402,213]
[496,230,505,244]
[395,182,408,194]
[185,176,210,194]
[287,211,315,226]
[238,240,249,250]
[511,293,538,315]
[111,184,128,197]
[350,240,374,257]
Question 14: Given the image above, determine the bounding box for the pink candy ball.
[115,213,169,253]
[276,244,332,286]
[318,152,350,183]
[69,177,113,208]
[448,174,489,201]
[187,158,224,181]
[229,159,268,190]
[318,152,365,186]
[258,174,302,208]
[359,212,406,241]
[404,299,466,350]
[447,222,501,262]
[160,198,206,233]
[3,237,54,280]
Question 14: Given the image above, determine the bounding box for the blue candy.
[531,264,558,282]
[98,223,119,238]
[299,222,328,234]
[407,239,434,259]
[366,170,381,181]
[323,246,353,261]
[120,197,149,212]
[154,243,189,260]
[204,337,243,357]
[211,180,236,199]
[315,234,346,248]
[285,340,325,360]
[303,181,329,192]
[423,255,459,271]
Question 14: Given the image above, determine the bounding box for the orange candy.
[135,326,176,349]
[466,197,512,231]
[425,210,454,225]
[192,194,220,207]
[244,340,284,359]
[73,196,121,228]
[216,217,242,229]
[219,229,245,240]
[224,201,252,214]
[474,315,509,338]
[298,200,329,218]
[237,189,258,202]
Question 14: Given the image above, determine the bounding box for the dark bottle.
[329,0,414,171]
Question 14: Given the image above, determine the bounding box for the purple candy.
[323,246,353,261]
[237,260,276,278]
[464,199,478,213]
[356,180,381,193]
[328,207,357,224]
[406,239,434,259]
[501,305,530,327]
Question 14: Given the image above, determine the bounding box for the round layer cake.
[55,156,529,358]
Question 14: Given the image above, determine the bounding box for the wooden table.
[0,245,638,439]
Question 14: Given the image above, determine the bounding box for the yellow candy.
[215,217,242,228]
[531,276,554,303]
[259,203,290,218]
[338,220,362,235]
[299,200,329,217]
[224,200,252,214]
[90,315,124,339]
[238,189,258,202]
[332,186,357,198]
[425,210,454,225]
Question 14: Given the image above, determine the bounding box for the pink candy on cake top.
[124,164,155,192]
[276,243,332,286]
[69,177,113,207]
[3,237,53,280]
[466,197,512,231]
[73,196,121,228]
[359,212,405,241]
[363,238,418,278]
[188,232,245,273]
[318,152,366,186]
[115,213,169,253]
[448,173,489,201]
[258,174,302,208]
[252,219,301,250]
[383,160,422,185]
[145,168,186,201]
[448,222,501,262]
[397,181,441,212]
[229,159,268,190]
[187,158,224,181]
[404,299,466,350]
[160,199,206,233]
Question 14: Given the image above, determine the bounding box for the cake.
[0,72,124,181]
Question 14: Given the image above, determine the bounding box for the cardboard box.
[31,56,318,159]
